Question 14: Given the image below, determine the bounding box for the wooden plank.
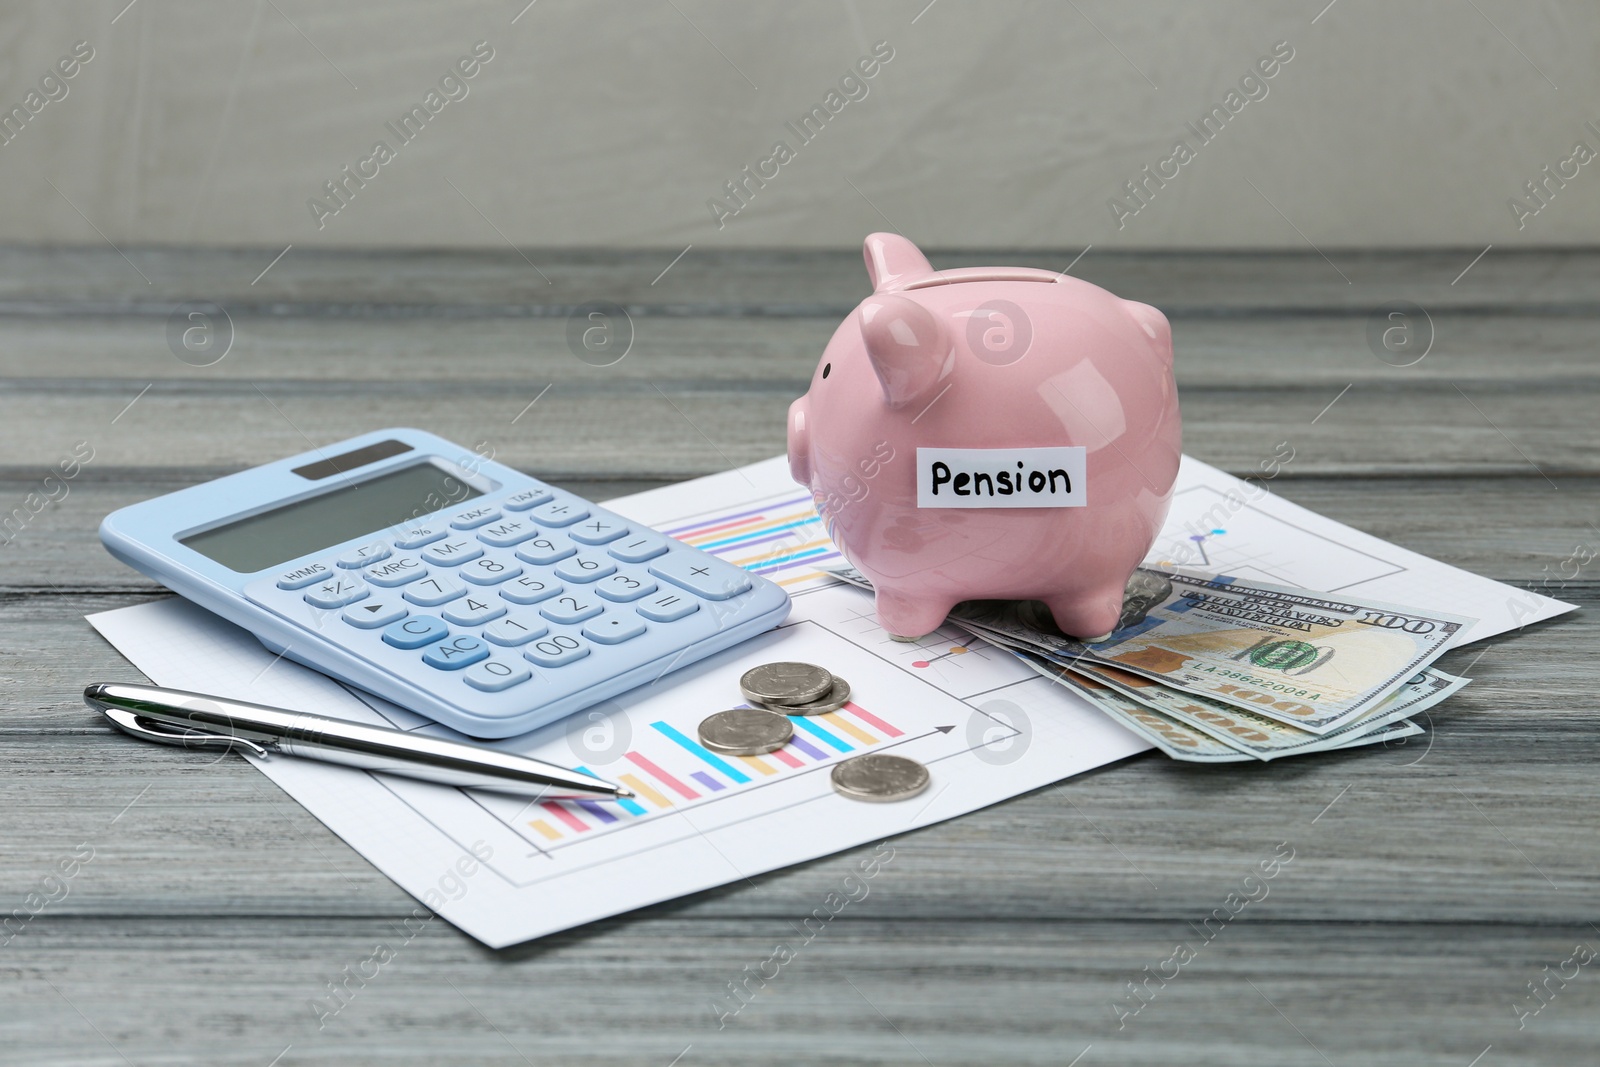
[0,312,1595,387]
[0,383,1590,476]
[0,246,1597,315]
[2,918,1592,1066]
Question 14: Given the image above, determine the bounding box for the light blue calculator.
[100,428,791,738]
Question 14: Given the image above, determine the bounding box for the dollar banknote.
[1038,661,1255,763]
[818,560,1463,758]
[950,570,1476,734]
[1067,660,1467,760]
[1024,651,1424,761]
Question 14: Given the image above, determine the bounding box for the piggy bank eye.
[822,363,831,379]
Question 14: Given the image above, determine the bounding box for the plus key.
[647,554,751,600]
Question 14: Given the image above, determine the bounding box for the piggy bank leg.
[874,588,953,641]
[1043,587,1125,643]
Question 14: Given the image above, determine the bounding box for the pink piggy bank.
[787,233,1182,640]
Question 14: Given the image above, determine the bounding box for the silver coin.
[697,707,794,756]
[752,676,851,716]
[830,753,930,802]
[739,661,834,707]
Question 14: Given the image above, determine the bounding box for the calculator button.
[607,533,669,563]
[482,612,549,646]
[450,506,502,530]
[539,593,604,626]
[514,534,576,566]
[362,556,427,587]
[464,658,533,692]
[382,615,448,649]
[596,572,657,603]
[531,501,589,527]
[442,595,506,627]
[303,575,369,610]
[581,610,648,645]
[503,487,555,511]
[342,599,408,629]
[403,575,467,607]
[554,553,616,584]
[649,556,751,600]
[636,590,700,622]
[394,522,449,550]
[276,562,334,590]
[421,539,483,567]
[569,517,628,545]
[476,517,538,548]
[422,634,490,671]
[459,556,523,586]
[499,574,563,605]
[523,634,590,668]
[337,542,391,569]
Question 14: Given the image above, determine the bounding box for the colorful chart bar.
[650,722,753,783]
[820,711,876,745]
[541,802,589,833]
[625,751,700,799]
[790,715,854,753]
[842,702,902,737]
[620,773,670,807]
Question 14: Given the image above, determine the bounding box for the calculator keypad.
[245,480,779,731]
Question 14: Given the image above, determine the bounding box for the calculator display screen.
[180,461,481,572]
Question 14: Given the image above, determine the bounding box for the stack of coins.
[738,662,851,715]
[709,660,931,802]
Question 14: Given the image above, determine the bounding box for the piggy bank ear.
[859,294,953,408]
[863,232,934,292]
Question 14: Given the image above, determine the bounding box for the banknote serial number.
[1194,665,1324,700]
[1354,610,1438,634]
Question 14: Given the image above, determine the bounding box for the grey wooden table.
[2,246,1594,1066]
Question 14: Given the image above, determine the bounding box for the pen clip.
[101,706,272,759]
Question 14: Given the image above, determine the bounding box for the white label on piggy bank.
[916,447,1087,509]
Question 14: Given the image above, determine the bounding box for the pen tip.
[615,786,635,799]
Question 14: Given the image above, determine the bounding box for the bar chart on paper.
[510,697,909,846]
[391,619,1011,885]
[659,489,841,590]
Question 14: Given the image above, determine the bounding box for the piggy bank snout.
[787,396,811,486]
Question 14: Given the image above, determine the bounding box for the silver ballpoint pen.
[84,682,634,801]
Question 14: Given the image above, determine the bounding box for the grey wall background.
[0,0,1595,249]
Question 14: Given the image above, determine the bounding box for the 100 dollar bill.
[954,570,1476,735]
[1020,651,1424,762]
[1070,661,1467,760]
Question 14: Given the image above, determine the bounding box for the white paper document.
[86,454,1574,947]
